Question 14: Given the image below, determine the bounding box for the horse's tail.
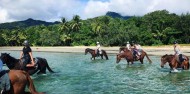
[103,50,109,60]
[44,59,55,73]
[23,71,41,94]
[145,52,152,63]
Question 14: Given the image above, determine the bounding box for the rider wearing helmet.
[173,41,184,63]
[126,41,131,50]
[96,42,101,56]
[20,40,35,69]
[0,59,10,93]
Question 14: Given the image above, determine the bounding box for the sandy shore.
[0,46,190,56]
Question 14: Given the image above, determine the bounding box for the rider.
[0,59,10,93]
[96,42,101,56]
[126,41,131,50]
[173,41,184,63]
[134,43,140,59]
[20,40,35,69]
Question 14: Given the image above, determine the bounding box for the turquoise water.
[1,51,190,94]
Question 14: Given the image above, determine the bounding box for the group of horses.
[0,53,55,94]
[1,47,189,93]
[85,47,190,71]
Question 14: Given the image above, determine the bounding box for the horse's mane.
[2,53,18,63]
[86,48,94,51]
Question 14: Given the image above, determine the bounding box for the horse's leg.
[101,54,103,59]
[140,59,143,64]
[103,51,109,60]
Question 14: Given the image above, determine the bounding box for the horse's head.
[85,48,89,55]
[1,53,10,64]
[1,53,18,69]
[116,54,121,63]
[160,54,174,68]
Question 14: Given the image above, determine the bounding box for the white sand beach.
[0,46,190,56]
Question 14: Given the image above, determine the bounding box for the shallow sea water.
[1,51,190,94]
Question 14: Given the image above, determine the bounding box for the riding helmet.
[23,40,29,46]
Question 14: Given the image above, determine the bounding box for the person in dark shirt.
[20,40,35,68]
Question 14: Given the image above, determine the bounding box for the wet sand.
[0,46,190,56]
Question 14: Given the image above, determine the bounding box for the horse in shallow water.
[1,53,55,75]
[3,70,44,94]
[116,48,152,64]
[85,48,109,60]
[160,54,189,70]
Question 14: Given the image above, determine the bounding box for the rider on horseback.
[173,41,184,63]
[126,41,131,50]
[20,40,35,70]
[0,59,10,94]
[134,44,140,60]
[96,42,101,56]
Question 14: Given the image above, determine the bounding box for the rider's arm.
[20,51,23,59]
[29,52,35,65]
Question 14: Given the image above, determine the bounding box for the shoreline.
[0,46,190,56]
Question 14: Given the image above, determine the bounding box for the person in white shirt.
[96,42,102,56]
[173,41,184,63]
[126,41,131,50]
[0,59,10,93]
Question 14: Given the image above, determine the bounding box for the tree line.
[0,10,190,46]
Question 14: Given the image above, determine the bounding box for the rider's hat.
[173,41,177,44]
[23,40,29,46]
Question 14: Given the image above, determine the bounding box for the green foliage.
[1,10,190,46]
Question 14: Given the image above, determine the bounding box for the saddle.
[20,57,39,70]
[96,49,102,56]
[178,54,186,63]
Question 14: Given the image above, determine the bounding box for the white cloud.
[83,0,110,19]
[0,0,86,23]
[0,7,9,23]
[0,0,190,23]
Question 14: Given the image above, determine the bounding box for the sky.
[0,0,190,23]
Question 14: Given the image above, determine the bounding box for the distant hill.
[106,11,132,20]
[0,18,60,30]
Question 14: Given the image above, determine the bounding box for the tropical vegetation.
[0,10,190,46]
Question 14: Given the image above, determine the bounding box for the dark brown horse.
[116,48,152,64]
[161,54,189,70]
[3,70,44,94]
[85,48,108,60]
[1,53,55,75]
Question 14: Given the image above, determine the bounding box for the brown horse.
[85,48,109,60]
[3,70,44,94]
[116,48,152,64]
[1,53,54,75]
[161,54,189,70]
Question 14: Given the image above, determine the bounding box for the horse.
[161,54,189,70]
[119,46,128,53]
[116,47,152,64]
[85,48,109,60]
[1,53,55,75]
[1,70,44,94]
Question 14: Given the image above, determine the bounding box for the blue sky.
[0,0,190,23]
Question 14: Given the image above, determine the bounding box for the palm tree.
[59,17,69,34]
[70,15,82,32]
